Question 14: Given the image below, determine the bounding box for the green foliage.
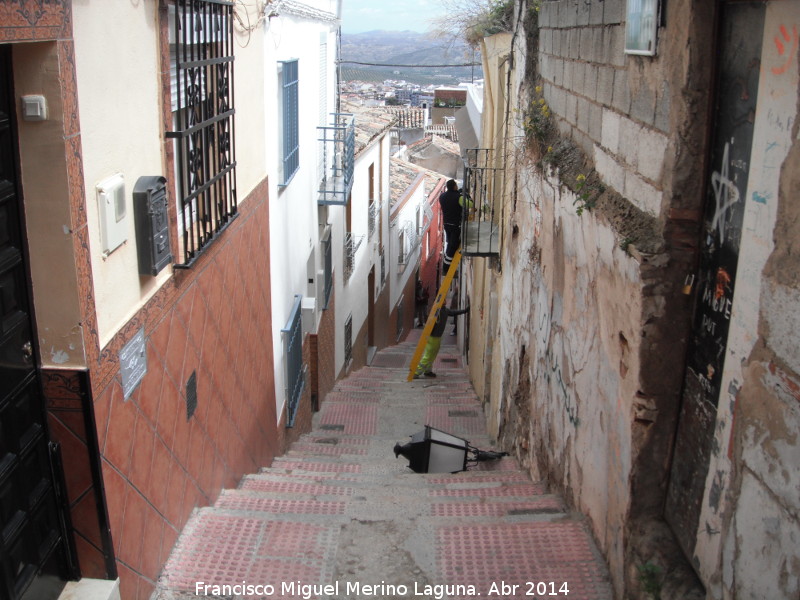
[637,562,663,600]
[431,0,515,49]
[520,85,553,154]
[464,0,515,45]
[572,173,603,216]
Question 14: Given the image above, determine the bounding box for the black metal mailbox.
[133,175,171,276]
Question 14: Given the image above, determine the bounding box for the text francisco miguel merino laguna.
[195,581,480,598]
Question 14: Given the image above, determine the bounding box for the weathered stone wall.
[478,0,714,597]
[495,165,644,595]
[717,11,800,595]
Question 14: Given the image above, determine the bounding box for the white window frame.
[625,0,659,56]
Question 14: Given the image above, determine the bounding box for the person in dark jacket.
[439,179,462,272]
[414,304,469,378]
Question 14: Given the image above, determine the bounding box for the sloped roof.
[341,99,397,157]
[407,134,461,159]
[390,155,446,210]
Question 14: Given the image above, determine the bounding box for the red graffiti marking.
[772,24,798,76]
[769,362,800,404]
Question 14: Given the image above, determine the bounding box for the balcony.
[318,113,355,205]
[461,148,501,257]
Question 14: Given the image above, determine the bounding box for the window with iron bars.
[282,295,306,427]
[396,294,405,341]
[344,314,353,365]
[321,225,332,309]
[368,200,378,239]
[397,221,419,265]
[344,232,364,281]
[280,59,300,186]
[167,0,237,268]
[380,246,386,285]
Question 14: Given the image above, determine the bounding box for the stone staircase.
[153,333,613,600]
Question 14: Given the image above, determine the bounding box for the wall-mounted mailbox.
[133,175,171,276]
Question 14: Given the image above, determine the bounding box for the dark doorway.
[0,45,75,600]
[665,2,766,563]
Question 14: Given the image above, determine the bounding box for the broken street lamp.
[393,426,508,473]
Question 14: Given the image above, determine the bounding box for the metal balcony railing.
[461,148,501,257]
[318,113,355,205]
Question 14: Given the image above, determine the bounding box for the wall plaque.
[120,327,147,400]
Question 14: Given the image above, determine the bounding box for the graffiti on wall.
[665,2,766,562]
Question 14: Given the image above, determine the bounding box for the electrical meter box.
[96,173,127,255]
[133,176,171,276]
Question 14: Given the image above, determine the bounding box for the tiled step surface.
[154,335,613,600]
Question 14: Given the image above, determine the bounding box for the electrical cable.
[339,60,481,68]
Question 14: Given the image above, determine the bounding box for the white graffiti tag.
[710,142,741,245]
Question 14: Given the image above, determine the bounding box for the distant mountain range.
[340,30,482,85]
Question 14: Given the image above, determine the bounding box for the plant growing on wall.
[430,0,515,48]
[637,562,663,599]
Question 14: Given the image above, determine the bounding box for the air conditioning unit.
[301,296,317,334]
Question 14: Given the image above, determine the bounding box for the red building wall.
[418,179,446,307]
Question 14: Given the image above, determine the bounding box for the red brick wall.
[315,289,337,406]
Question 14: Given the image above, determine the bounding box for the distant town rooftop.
[340,99,397,156]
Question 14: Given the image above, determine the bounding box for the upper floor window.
[280,59,300,186]
[625,0,659,56]
[167,0,238,268]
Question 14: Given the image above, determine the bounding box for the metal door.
[0,46,74,600]
[664,2,766,562]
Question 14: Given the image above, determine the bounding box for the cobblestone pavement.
[153,332,613,600]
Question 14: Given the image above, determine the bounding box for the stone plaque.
[120,327,147,400]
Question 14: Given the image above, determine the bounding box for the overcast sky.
[341,0,447,33]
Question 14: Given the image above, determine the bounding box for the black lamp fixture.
[393,426,508,473]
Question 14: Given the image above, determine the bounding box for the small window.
[280,59,300,185]
[625,0,659,56]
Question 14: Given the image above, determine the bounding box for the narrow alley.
[152,331,613,600]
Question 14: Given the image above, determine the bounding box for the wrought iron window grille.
[344,232,365,281]
[318,113,355,205]
[461,148,501,257]
[344,314,353,365]
[280,59,300,186]
[397,220,419,265]
[321,225,333,309]
[167,0,238,268]
[282,295,306,428]
[368,199,379,239]
[396,294,405,342]
[380,246,386,285]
